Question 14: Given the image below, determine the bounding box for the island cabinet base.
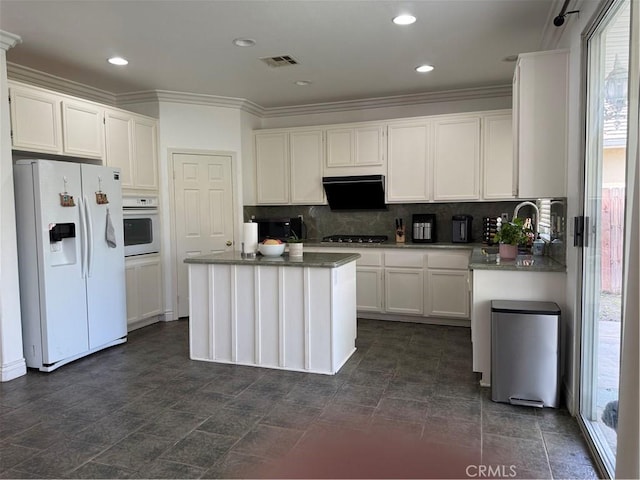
[188,261,357,375]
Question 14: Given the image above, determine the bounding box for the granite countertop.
[469,247,566,272]
[184,251,361,268]
[302,240,479,250]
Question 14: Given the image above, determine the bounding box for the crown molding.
[260,84,512,118]
[117,90,264,117]
[7,62,116,105]
[6,61,511,119]
[0,31,22,51]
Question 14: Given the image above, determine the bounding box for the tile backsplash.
[244,199,566,261]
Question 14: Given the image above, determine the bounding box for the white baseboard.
[563,378,576,414]
[1,357,27,382]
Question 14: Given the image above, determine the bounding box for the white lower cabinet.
[125,254,163,330]
[425,269,470,318]
[356,267,384,312]
[385,268,424,315]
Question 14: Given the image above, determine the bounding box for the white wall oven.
[123,195,160,257]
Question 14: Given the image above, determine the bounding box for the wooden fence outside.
[601,187,625,294]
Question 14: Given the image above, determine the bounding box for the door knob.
[226,240,232,246]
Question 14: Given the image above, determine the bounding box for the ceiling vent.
[260,55,299,68]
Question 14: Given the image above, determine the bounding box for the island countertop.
[184,251,361,268]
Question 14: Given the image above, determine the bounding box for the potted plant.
[494,218,529,260]
[287,231,304,257]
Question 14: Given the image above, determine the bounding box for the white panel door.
[387,122,431,202]
[290,129,325,204]
[173,153,235,317]
[255,132,289,204]
[132,117,159,190]
[426,269,470,318]
[482,113,514,199]
[62,100,104,159]
[9,85,61,154]
[105,110,134,189]
[433,117,481,200]
[384,268,423,315]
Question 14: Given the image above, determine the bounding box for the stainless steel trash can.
[491,300,560,408]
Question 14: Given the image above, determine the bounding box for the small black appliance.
[452,215,473,243]
[412,214,436,243]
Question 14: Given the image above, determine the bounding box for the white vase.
[288,242,303,257]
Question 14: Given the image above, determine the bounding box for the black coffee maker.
[452,215,473,243]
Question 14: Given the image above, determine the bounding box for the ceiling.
[0,0,567,109]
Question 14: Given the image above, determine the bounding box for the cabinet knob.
[226,240,233,247]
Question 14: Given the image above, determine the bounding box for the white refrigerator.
[14,159,127,372]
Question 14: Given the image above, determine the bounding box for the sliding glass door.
[580,0,630,476]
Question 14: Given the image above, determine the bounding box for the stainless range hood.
[322,175,386,211]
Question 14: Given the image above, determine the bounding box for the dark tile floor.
[0,319,599,479]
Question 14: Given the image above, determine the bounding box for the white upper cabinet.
[255,128,325,205]
[433,116,481,201]
[9,84,61,154]
[256,132,289,204]
[9,82,104,160]
[104,109,159,192]
[105,109,134,189]
[482,112,514,199]
[513,49,569,198]
[387,121,432,203]
[132,116,159,191]
[325,124,385,174]
[61,99,104,159]
[290,129,325,204]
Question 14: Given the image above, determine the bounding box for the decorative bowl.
[258,243,285,256]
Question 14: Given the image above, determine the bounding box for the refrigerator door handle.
[78,197,88,279]
[84,196,94,278]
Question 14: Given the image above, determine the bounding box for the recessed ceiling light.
[294,80,312,86]
[393,14,416,25]
[233,38,256,47]
[415,64,434,73]
[108,56,128,66]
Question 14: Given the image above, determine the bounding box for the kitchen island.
[185,251,360,375]
[469,248,566,386]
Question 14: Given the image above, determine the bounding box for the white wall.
[0,33,26,381]
[154,101,256,320]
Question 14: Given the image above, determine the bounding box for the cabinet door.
[290,130,325,204]
[137,260,163,318]
[326,128,353,167]
[483,113,514,199]
[433,117,481,200]
[354,125,384,166]
[61,100,104,159]
[132,116,159,190]
[385,268,423,315]
[356,267,383,312]
[255,132,290,204]
[387,122,431,202]
[9,85,61,154]
[105,110,134,188]
[426,269,470,318]
[125,263,139,325]
[515,50,568,198]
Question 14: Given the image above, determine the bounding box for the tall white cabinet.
[513,49,569,198]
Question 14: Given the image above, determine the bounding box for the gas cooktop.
[321,235,388,244]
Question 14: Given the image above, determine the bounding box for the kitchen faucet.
[513,201,540,236]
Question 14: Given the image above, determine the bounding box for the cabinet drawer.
[427,251,470,269]
[384,251,425,268]
[357,250,383,267]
